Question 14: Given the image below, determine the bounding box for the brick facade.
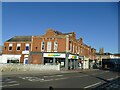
[2,29,96,65]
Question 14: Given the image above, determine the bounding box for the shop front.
[68,54,79,70]
[2,54,21,63]
[43,53,66,67]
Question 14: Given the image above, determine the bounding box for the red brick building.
[2,29,96,69]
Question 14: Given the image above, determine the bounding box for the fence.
[0,64,60,72]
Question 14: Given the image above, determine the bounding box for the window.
[81,48,82,53]
[25,44,29,51]
[47,42,51,52]
[70,43,72,52]
[16,44,21,51]
[5,47,6,50]
[76,46,77,53]
[54,42,58,51]
[41,42,45,51]
[8,44,12,51]
[73,45,74,53]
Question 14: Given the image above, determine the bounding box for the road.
[1,69,120,89]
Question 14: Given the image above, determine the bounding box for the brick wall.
[3,42,31,54]
[31,54,42,64]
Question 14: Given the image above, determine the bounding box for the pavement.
[1,68,99,76]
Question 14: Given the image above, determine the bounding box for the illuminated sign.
[68,55,78,59]
[43,53,66,58]
[72,55,77,59]
[48,54,61,57]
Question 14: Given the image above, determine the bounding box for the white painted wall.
[1,54,21,63]
[0,55,2,63]
[110,55,120,59]
[83,57,89,69]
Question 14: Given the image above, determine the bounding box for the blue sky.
[2,2,118,53]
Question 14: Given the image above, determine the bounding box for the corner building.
[2,29,96,70]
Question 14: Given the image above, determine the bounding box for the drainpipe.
[42,52,44,65]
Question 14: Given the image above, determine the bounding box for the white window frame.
[8,44,13,51]
[41,42,45,51]
[25,44,29,51]
[76,46,77,53]
[73,45,74,53]
[47,42,51,52]
[54,42,58,52]
[16,44,21,51]
[70,43,72,52]
[81,48,82,54]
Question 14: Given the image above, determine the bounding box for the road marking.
[0,84,19,87]
[7,81,17,83]
[28,78,44,81]
[107,78,114,81]
[43,79,54,82]
[84,82,101,89]
[44,75,63,78]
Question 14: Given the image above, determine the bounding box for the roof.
[6,36,32,42]
[96,52,112,55]
[53,30,63,35]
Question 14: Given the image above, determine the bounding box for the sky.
[2,2,118,53]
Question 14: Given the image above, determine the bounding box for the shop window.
[41,42,45,51]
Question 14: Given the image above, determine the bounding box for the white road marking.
[7,81,17,83]
[1,84,19,87]
[44,75,63,78]
[107,78,114,81]
[43,79,54,82]
[84,82,101,89]
[28,78,44,81]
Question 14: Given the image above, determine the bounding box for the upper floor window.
[54,42,58,52]
[81,48,82,54]
[16,44,21,51]
[41,42,45,51]
[70,43,72,52]
[8,44,12,51]
[47,42,51,52]
[76,46,77,53]
[73,45,74,53]
[25,44,29,51]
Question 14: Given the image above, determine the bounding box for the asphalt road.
[1,69,120,89]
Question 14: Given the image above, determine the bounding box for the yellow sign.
[48,54,61,57]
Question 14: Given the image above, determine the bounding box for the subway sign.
[48,54,61,57]
[43,53,65,58]
[68,55,78,59]
[72,55,77,59]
